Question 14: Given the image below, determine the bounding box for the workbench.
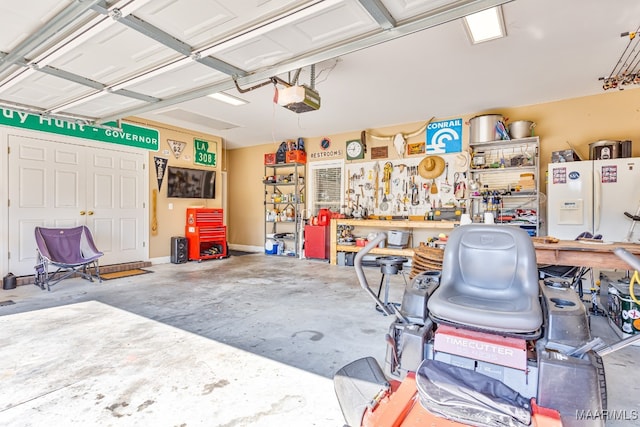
[534,240,640,270]
[329,218,457,265]
[329,218,640,271]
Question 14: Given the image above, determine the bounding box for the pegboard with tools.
[344,152,470,218]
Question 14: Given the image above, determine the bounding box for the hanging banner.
[426,119,463,154]
[154,156,168,190]
[0,108,159,150]
[194,138,216,167]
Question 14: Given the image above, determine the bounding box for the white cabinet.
[468,136,540,236]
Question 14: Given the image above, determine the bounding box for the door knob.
[88,211,94,216]
[80,211,86,215]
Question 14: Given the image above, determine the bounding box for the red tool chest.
[185,208,227,261]
[304,224,330,259]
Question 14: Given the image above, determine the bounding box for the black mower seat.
[427,225,542,334]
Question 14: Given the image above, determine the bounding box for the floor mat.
[100,269,152,280]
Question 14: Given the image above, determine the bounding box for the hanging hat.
[418,155,445,179]
[454,151,470,172]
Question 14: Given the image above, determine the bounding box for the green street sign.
[194,138,216,167]
[0,108,159,151]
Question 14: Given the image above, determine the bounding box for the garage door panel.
[3,73,93,108]
[48,25,175,84]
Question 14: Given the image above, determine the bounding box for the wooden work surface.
[533,239,640,270]
[329,219,457,265]
[329,218,640,270]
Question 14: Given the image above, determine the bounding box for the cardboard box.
[286,150,307,164]
[551,149,581,163]
[264,153,276,165]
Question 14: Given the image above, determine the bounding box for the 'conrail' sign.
[0,108,159,151]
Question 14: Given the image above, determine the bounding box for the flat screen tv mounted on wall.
[167,166,216,199]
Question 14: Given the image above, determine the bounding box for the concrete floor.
[0,254,638,426]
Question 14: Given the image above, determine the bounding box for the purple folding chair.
[34,226,104,291]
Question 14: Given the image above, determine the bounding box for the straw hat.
[418,155,445,179]
[454,151,470,172]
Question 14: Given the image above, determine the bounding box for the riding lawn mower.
[334,224,640,427]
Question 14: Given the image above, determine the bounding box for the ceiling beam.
[0,52,163,111]
[92,3,247,77]
[0,0,103,75]
[37,65,105,90]
[356,0,396,30]
[97,0,512,125]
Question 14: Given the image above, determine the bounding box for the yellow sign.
[408,142,425,155]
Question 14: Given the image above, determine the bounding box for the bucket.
[508,120,535,139]
[589,140,632,160]
[469,114,504,143]
[3,273,16,290]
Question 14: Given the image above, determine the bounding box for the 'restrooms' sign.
[0,108,159,151]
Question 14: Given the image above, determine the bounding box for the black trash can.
[3,273,17,290]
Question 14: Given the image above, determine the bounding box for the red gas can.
[317,209,331,226]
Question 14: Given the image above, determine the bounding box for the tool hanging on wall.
[411,176,419,206]
[440,162,452,193]
[453,172,466,199]
[383,162,393,196]
[373,161,380,208]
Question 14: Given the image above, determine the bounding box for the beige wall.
[227,144,268,248]
[227,88,640,247]
[499,89,640,175]
[127,118,224,258]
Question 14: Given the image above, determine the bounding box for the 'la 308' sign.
[194,138,217,167]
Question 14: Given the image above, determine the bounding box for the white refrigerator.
[547,158,640,242]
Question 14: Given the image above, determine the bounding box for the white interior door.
[86,147,146,265]
[8,133,147,276]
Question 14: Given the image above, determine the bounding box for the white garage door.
[8,132,147,276]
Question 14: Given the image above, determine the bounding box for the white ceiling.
[0,0,639,149]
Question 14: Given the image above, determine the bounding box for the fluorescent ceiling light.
[208,92,248,106]
[463,6,505,44]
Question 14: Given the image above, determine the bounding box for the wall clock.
[346,139,365,160]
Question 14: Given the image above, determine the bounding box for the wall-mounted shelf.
[469,136,540,236]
